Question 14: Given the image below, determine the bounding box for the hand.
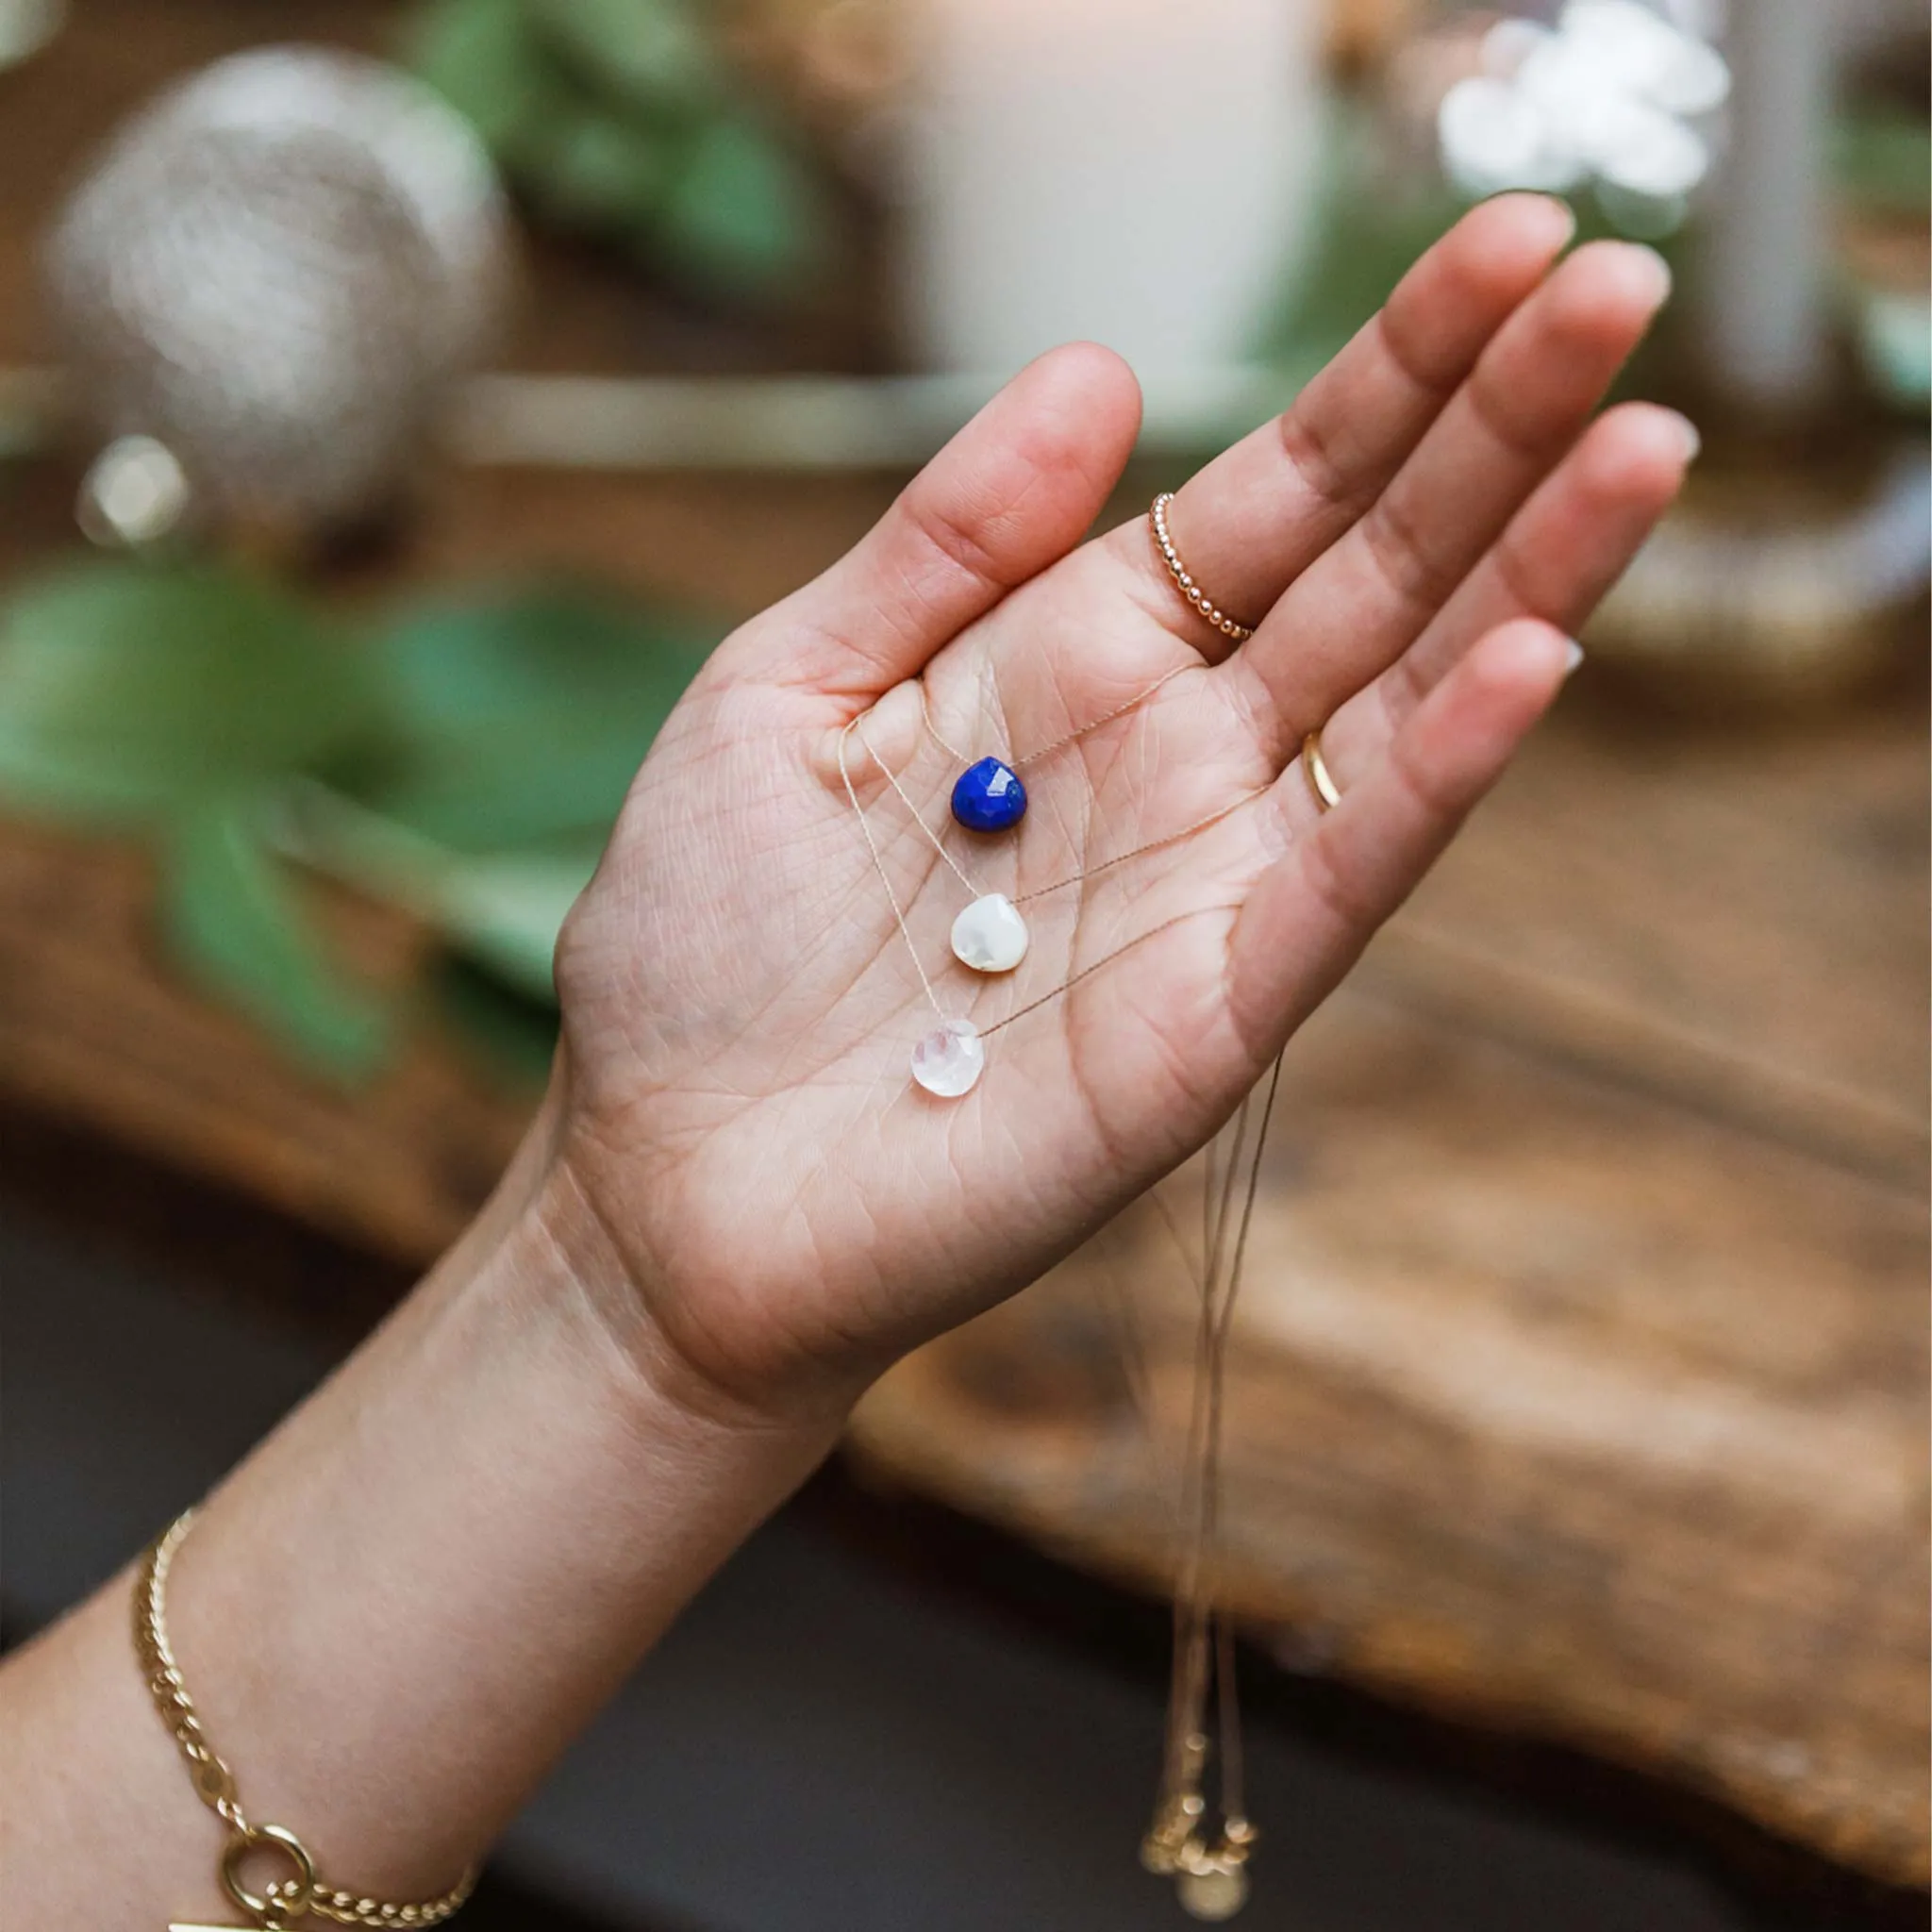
[550,196,1690,1424]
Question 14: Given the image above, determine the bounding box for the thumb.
[741,342,1142,697]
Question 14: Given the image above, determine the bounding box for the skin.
[0,198,1691,1924]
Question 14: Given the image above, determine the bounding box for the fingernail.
[1669,410,1702,463]
[1624,242,1674,308]
[1562,638,1586,676]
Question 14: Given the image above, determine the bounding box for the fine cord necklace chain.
[839,714,1233,1089]
[1141,1054,1282,1920]
[839,706,1269,1093]
[857,712,1269,910]
[930,659,1196,833]
[849,672,1285,1914]
[918,660,1191,773]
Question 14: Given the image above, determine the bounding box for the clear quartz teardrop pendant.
[910,1017,984,1097]
[949,892,1029,974]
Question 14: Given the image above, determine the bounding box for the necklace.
[923,663,1190,834]
[1139,1058,1280,1919]
[906,659,1204,970]
[859,712,1262,976]
[839,715,1264,1097]
[841,680,1285,1913]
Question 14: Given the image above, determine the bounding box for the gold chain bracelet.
[135,1509,477,1932]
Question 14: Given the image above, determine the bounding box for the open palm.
[552,198,1690,1421]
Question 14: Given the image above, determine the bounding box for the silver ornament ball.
[47,44,511,538]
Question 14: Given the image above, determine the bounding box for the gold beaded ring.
[1149,492,1255,643]
[1301,729,1341,813]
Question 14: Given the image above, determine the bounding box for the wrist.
[480,1077,861,1455]
[526,1044,892,1440]
[132,1084,847,1900]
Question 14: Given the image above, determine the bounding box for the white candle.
[896,0,1323,384]
[1695,0,1837,412]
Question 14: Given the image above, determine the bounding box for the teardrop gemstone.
[950,892,1029,974]
[910,1017,984,1097]
[950,757,1027,832]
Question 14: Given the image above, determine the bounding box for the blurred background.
[0,4,1926,1929]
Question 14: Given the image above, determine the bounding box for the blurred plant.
[406,0,836,306]
[1834,102,1932,407]
[0,559,717,1080]
[1259,13,1927,422]
[1834,102,1932,223]
[1252,101,1469,393]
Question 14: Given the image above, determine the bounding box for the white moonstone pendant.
[910,1017,984,1098]
[949,892,1029,974]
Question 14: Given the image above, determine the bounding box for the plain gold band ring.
[1149,492,1255,643]
[1302,730,1341,812]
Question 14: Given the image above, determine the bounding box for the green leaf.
[273,780,593,1003]
[406,0,566,158]
[0,560,369,825]
[530,104,675,229]
[529,0,722,116]
[345,582,715,852]
[405,0,830,303]
[1834,106,1932,219]
[428,955,559,1090]
[653,109,831,303]
[163,800,391,1080]
[433,846,597,998]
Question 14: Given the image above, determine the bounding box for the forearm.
[0,1077,842,1925]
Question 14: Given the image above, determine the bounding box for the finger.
[1111,192,1577,653]
[1227,619,1574,1055]
[1225,241,1670,756]
[757,341,1142,696]
[1327,402,1694,772]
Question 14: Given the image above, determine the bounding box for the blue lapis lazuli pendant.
[950,757,1027,833]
